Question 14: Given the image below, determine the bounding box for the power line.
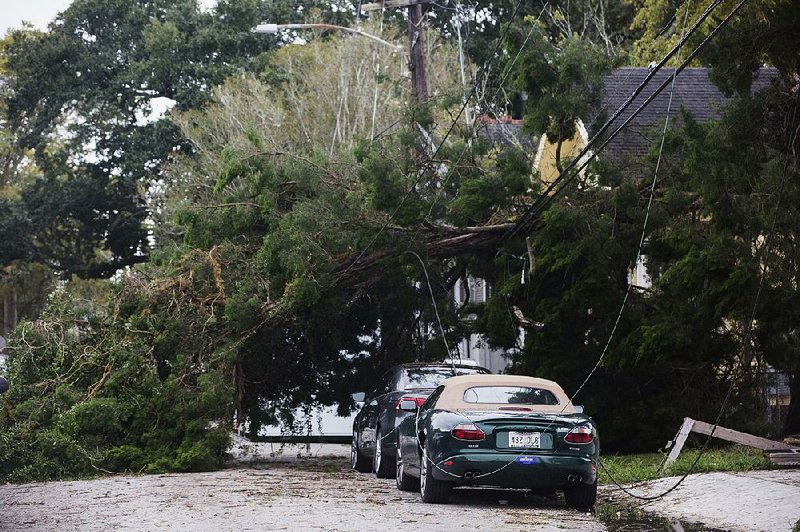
[568,0,694,404]
[504,0,726,240]
[602,93,798,501]
[340,0,529,275]
[409,0,764,489]
[512,0,746,240]
[421,0,755,493]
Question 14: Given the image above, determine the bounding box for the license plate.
[508,431,541,448]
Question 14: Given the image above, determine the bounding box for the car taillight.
[565,426,593,444]
[451,423,485,441]
[395,396,427,411]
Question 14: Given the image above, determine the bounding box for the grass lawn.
[598,445,773,485]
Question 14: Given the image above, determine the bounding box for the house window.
[455,276,489,304]
[471,278,486,303]
[629,254,652,289]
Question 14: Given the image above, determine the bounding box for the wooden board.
[691,420,794,451]
[663,418,696,471]
[361,0,430,11]
[662,417,798,470]
[767,451,800,466]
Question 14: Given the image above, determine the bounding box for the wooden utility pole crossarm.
[361,0,430,11]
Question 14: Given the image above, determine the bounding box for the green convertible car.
[394,374,599,509]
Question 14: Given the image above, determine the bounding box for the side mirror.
[0,376,8,395]
[351,392,366,403]
[398,399,419,412]
[574,405,584,414]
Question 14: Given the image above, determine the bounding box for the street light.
[253,23,404,54]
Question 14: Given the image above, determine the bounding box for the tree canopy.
[1,0,799,481]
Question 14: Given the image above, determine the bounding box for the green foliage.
[508,28,611,143]
[448,147,530,225]
[0,0,293,278]
[3,0,798,484]
[599,445,772,485]
[0,269,235,482]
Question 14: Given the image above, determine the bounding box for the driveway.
[602,469,800,532]
[0,445,605,531]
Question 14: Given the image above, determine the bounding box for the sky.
[1,0,217,37]
[1,0,74,36]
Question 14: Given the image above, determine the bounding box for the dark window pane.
[396,366,489,391]
[422,386,445,411]
[462,386,559,405]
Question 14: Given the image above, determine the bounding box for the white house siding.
[453,277,511,373]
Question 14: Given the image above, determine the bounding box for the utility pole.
[362,0,430,102]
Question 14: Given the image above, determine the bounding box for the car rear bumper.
[429,452,597,489]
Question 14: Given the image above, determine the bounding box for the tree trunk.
[3,290,17,336]
[784,370,800,436]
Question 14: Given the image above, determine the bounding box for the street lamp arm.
[253,23,404,53]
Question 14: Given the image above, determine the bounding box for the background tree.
[3,0,799,485]
[1,0,294,278]
[631,0,800,436]
[464,2,800,445]
[0,35,55,335]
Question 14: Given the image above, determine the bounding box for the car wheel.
[373,427,395,479]
[351,432,371,473]
[419,442,452,503]
[564,480,597,511]
[395,446,419,491]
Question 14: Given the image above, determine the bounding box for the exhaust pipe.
[567,474,582,483]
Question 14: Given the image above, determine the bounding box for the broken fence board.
[663,418,696,471]
[690,420,794,452]
[768,452,800,466]
[663,418,797,471]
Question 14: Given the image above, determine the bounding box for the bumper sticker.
[516,456,538,464]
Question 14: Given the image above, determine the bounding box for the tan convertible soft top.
[436,374,575,414]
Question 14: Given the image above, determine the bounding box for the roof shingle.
[587,67,779,163]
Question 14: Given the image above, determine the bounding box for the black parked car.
[351,362,491,478]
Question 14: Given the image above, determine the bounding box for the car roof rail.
[442,358,480,367]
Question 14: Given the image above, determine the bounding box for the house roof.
[586,67,779,163]
[485,67,779,173]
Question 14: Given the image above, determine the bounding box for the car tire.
[351,432,371,473]
[564,480,597,511]
[395,446,419,491]
[373,427,395,479]
[419,442,452,503]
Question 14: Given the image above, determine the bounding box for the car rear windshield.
[462,386,559,405]
[398,367,488,390]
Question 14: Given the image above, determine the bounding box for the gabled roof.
[476,67,780,175]
[586,67,779,163]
